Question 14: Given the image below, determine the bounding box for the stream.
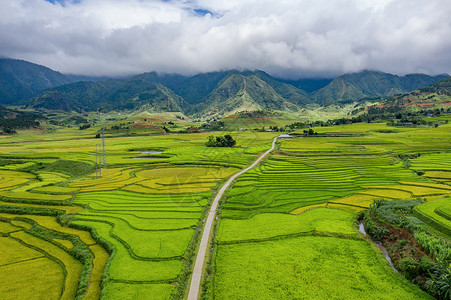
[359,221,399,273]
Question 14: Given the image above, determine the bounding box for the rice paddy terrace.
[0,129,277,299]
[0,119,450,299]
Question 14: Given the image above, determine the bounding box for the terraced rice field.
[70,163,240,298]
[221,153,441,218]
[0,216,83,299]
[413,197,451,236]
[0,126,279,299]
[211,122,450,298]
[0,120,450,299]
[410,152,451,184]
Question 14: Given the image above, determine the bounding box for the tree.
[205,135,236,147]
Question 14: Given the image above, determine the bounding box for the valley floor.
[0,119,450,299]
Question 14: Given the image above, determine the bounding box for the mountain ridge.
[2,58,448,116]
[0,58,74,105]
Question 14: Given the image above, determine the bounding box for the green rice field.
[0,118,449,299]
[211,121,450,299]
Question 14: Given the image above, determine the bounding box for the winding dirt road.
[187,136,278,300]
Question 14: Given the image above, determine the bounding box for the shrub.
[398,257,419,280]
[363,211,387,240]
[427,266,451,299]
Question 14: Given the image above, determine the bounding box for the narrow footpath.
[187,136,278,300]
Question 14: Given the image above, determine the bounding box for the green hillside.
[314,70,448,104]
[379,76,451,107]
[106,81,186,112]
[253,71,313,106]
[193,74,302,117]
[0,58,72,105]
[420,76,451,95]
[164,71,238,105]
[27,80,120,112]
[28,77,187,113]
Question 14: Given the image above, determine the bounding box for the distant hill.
[191,73,305,116]
[28,80,120,112]
[0,58,72,105]
[419,76,451,95]
[29,75,187,113]
[252,71,312,106]
[378,76,451,107]
[6,58,447,116]
[104,78,187,112]
[125,70,313,115]
[163,71,236,105]
[313,70,448,104]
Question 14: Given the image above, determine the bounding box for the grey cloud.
[0,0,450,78]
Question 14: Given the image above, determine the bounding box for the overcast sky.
[1,0,450,79]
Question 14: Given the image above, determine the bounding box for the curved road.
[187,136,278,300]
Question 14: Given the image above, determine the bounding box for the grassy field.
[210,121,450,299]
[0,114,450,299]
[70,165,240,298]
[0,119,278,299]
[0,217,80,299]
[221,122,451,219]
[213,209,430,299]
[215,237,428,299]
[217,208,356,242]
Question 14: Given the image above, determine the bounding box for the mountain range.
[0,58,448,116]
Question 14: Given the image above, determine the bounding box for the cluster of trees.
[205,134,236,147]
[303,128,317,135]
[110,125,129,130]
[235,110,280,118]
[286,121,306,130]
[255,126,284,132]
[68,115,89,124]
[200,120,224,131]
[367,106,450,117]
[79,124,91,130]
[364,200,451,299]
[283,107,450,130]
[388,119,443,127]
[244,105,450,134]
[0,106,44,134]
[268,126,283,132]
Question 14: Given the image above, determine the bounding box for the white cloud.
[0,0,450,78]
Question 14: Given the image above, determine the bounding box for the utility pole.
[99,145,102,177]
[95,144,98,178]
[101,127,106,166]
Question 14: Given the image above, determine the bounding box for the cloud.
[0,0,450,78]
